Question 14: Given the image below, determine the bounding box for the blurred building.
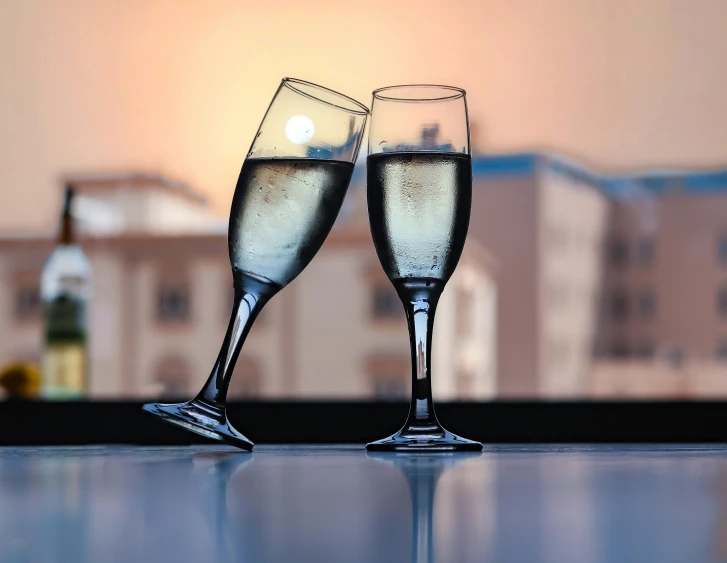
[5,152,727,401]
[471,152,727,398]
[0,170,497,400]
[470,154,609,397]
[592,170,727,398]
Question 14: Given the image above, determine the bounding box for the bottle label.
[42,344,86,399]
[45,293,86,342]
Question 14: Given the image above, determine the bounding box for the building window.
[371,285,401,319]
[612,342,631,359]
[718,234,727,264]
[14,285,41,321]
[637,289,656,320]
[719,286,727,318]
[665,348,684,368]
[716,341,727,362]
[367,356,409,401]
[159,377,187,397]
[373,377,408,401]
[155,356,190,398]
[636,342,655,359]
[158,282,190,322]
[609,238,629,268]
[637,238,655,266]
[611,289,629,321]
[456,288,475,338]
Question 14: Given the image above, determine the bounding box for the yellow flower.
[0,362,41,399]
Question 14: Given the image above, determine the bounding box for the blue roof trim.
[684,172,727,193]
[471,153,538,177]
[473,152,727,197]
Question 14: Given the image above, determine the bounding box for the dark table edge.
[0,400,725,445]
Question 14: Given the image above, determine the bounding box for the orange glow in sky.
[2,0,727,229]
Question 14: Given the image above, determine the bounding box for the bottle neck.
[58,188,76,246]
[59,211,75,246]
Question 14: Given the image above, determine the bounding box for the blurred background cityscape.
[2,0,727,400]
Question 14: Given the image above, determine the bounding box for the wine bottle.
[41,186,91,399]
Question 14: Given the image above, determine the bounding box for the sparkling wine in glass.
[143,78,369,450]
[366,85,482,451]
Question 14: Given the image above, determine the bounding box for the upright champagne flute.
[143,78,369,450]
[366,85,482,451]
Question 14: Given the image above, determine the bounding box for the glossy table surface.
[0,444,726,563]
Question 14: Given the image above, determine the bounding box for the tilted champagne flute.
[143,78,369,450]
[366,85,482,451]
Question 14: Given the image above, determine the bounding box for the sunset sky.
[3,0,727,229]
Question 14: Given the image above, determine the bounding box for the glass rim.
[282,78,369,116]
[372,84,466,103]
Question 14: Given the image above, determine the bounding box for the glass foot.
[142,399,254,451]
[366,426,482,452]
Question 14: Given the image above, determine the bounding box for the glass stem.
[195,275,271,409]
[399,282,443,433]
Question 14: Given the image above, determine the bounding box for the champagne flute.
[143,78,369,450]
[366,85,482,451]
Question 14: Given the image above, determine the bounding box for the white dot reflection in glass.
[285,115,315,145]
